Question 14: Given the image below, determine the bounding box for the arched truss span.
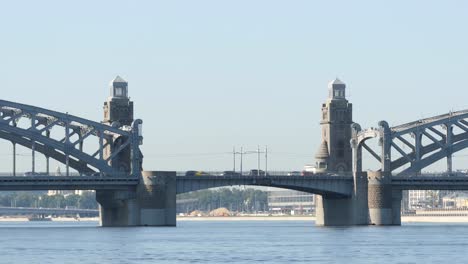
[0,99,143,176]
[353,109,468,175]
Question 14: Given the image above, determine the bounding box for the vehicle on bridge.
[249,169,269,176]
[301,170,315,176]
[287,171,302,176]
[185,171,197,176]
[23,172,49,176]
[222,171,241,177]
[185,171,212,176]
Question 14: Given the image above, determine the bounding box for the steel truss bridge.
[0,99,143,178]
[2,173,468,196]
[353,109,468,176]
[2,96,468,226]
[1,97,468,194]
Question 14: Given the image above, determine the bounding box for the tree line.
[177,188,268,213]
[0,188,268,213]
[0,191,98,209]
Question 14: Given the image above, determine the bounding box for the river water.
[0,220,467,263]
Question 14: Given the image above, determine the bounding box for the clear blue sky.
[1,1,467,172]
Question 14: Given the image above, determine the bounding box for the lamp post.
[232,146,268,176]
[233,146,236,172]
[265,145,268,175]
[257,145,260,176]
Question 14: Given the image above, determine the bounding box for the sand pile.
[189,210,204,217]
[209,207,231,217]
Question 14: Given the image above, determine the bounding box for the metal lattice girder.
[353,109,468,176]
[0,99,143,176]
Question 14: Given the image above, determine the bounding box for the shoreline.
[178,216,314,221]
[179,215,468,223]
[2,215,468,223]
[0,217,99,222]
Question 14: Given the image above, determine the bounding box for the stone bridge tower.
[315,78,353,173]
[103,76,134,173]
[315,79,368,226]
[98,76,176,227]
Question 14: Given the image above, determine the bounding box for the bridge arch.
[176,176,353,198]
[352,109,468,176]
[0,99,142,176]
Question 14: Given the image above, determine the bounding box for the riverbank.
[179,215,468,223]
[0,217,99,222]
[178,216,314,221]
[402,216,468,223]
[2,215,468,223]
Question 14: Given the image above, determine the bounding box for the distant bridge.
[0,206,98,217]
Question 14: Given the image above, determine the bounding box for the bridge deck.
[392,176,468,190]
[0,176,139,191]
[176,175,354,197]
[1,174,468,192]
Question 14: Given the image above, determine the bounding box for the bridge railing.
[176,171,468,178]
[176,171,353,177]
[0,172,132,177]
[395,172,468,177]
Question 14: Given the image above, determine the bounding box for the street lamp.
[232,146,268,176]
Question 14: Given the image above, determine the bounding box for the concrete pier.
[138,171,176,226]
[96,190,139,226]
[315,171,369,226]
[352,171,369,225]
[368,171,393,225]
[96,171,176,227]
[315,195,354,226]
[391,189,402,225]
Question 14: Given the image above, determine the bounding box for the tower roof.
[328,78,345,89]
[112,75,127,84]
[315,141,330,159]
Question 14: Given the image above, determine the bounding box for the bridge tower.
[103,76,134,172]
[104,76,134,126]
[315,78,353,173]
[97,76,176,227]
[315,79,368,226]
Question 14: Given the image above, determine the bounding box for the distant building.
[47,166,85,196]
[408,190,440,209]
[442,193,468,209]
[268,189,315,215]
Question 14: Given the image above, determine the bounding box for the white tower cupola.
[110,76,128,99]
[328,78,346,99]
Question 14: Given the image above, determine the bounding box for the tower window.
[115,87,123,97]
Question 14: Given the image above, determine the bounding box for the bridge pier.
[138,171,176,226]
[368,171,400,225]
[315,171,369,226]
[353,171,369,225]
[96,190,139,226]
[96,171,176,227]
[315,196,354,226]
[391,189,402,225]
